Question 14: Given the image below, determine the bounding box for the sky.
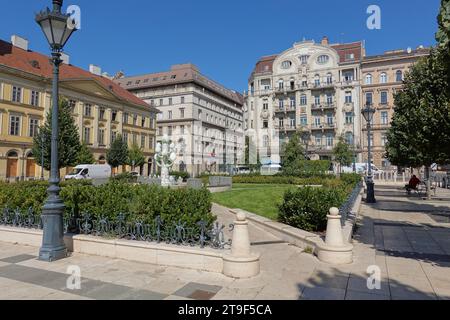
[0,0,442,93]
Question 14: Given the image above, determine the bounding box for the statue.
[155,135,177,187]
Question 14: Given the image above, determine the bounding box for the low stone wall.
[209,176,232,188]
[0,226,224,273]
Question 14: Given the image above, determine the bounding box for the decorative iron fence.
[1,207,233,250]
[339,182,363,225]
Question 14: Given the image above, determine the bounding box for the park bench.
[406,181,436,197]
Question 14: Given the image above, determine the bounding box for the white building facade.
[116,64,244,177]
[245,38,365,165]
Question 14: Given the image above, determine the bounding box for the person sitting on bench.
[405,175,421,193]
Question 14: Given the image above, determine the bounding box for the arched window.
[326,73,333,84]
[278,80,284,90]
[7,150,18,158]
[314,74,320,86]
[396,70,403,82]
[365,74,373,85]
[380,72,388,84]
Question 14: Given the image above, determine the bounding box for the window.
[281,61,292,69]
[168,126,173,136]
[84,104,92,117]
[123,113,129,124]
[381,111,389,125]
[365,92,373,105]
[326,135,334,147]
[315,136,322,146]
[141,135,146,148]
[69,100,77,113]
[279,118,284,128]
[380,91,388,105]
[141,117,146,127]
[111,131,117,142]
[9,115,20,136]
[31,91,39,106]
[159,99,163,106]
[345,132,354,145]
[317,55,329,64]
[123,133,128,145]
[300,95,307,106]
[132,133,138,145]
[133,114,138,126]
[149,136,154,150]
[345,53,355,61]
[326,73,333,84]
[289,117,296,128]
[368,134,374,147]
[396,70,403,82]
[278,80,284,90]
[99,107,106,120]
[98,129,105,145]
[314,95,320,106]
[314,117,321,126]
[158,127,163,136]
[29,118,39,137]
[278,99,284,110]
[169,98,172,105]
[181,96,185,104]
[83,127,91,144]
[263,120,269,129]
[180,125,185,135]
[12,86,22,103]
[299,55,310,65]
[300,116,308,126]
[290,96,296,107]
[345,112,354,124]
[263,101,269,110]
[150,117,155,129]
[365,74,373,85]
[301,77,308,87]
[180,108,185,118]
[342,93,351,106]
[314,75,320,86]
[380,73,387,84]
[263,135,269,147]
[326,93,333,105]
[198,109,202,120]
[327,114,334,125]
[381,135,388,146]
[343,71,354,82]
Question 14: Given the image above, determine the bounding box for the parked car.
[342,163,384,175]
[65,164,111,180]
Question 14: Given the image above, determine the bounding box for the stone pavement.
[0,184,449,300]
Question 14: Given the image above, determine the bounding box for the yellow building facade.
[0,37,158,181]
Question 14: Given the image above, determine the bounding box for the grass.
[211,184,295,220]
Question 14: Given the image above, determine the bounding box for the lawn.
[211,184,295,220]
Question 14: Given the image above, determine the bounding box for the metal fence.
[339,182,363,226]
[0,207,233,250]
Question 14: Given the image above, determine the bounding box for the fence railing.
[0,207,233,250]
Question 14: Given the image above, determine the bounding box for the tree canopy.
[32,99,81,170]
[281,132,305,175]
[76,143,96,165]
[333,136,353,172]
[106,135,129,169]
[127,143,146,169]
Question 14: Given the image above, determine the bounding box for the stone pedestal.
[223,212,260,278]
[317,208,353,265]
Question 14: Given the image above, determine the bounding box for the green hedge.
[170,171,190,182]
[278,187,348,232]
[0,181,214,230]
[281,160,332,177]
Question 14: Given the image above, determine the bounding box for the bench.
[406,181,436,197]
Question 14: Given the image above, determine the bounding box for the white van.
[65,165,111,180]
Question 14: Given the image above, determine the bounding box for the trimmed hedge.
[170,171,190,182]
[282,160,332,177]
[278,187,348,232]
[0,181,214,230]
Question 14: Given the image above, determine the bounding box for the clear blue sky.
[0,0,441,92]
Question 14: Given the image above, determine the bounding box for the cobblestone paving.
[0,184,449,300]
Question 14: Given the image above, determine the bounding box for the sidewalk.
[0,185,449,300]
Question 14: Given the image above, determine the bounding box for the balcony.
[311,123,336,131]
[311,103,336,111]
[274,105,296,113]
[311,82,336,90]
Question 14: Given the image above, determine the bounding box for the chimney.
[60,53,70,64]
[11,35,29,51]
[89,64,102,76]
[321,36,329,46]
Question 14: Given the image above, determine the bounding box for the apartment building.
[361,47,430,168]
[245,37,364,165]
[0,36,158,181]
[115,64,244,177]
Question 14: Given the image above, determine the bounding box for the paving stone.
[119,288,167,300]
[0,254,37,264]
[174,282,222,300]
[307,273,349,290]
[345,290,390,300]
[302,287,346,300]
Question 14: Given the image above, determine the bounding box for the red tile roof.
[0,39,151,109]
[331,41,363,63]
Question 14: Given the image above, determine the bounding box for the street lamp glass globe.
[362,104,376,123]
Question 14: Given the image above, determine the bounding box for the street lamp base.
[39,246,67,262]
[366,181,377,204]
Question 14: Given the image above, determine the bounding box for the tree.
[32,99,81,171]
[281,132,305,174]
[76,143,95,165]
[106,135,129,171]
[437,0,450,85]
[333,136,353,173]
[386,49,450,169]
[127,143,145,171]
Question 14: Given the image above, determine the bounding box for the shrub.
[0,181,214,231]
[278,187,348,232]
[282,160,332,177]
[110,172,137,183]
[170,171,190,182]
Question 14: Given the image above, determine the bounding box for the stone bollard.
[223,211,260,278]
[317,208,353,265]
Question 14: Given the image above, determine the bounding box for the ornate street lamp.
[362,103,376,203]
[301,131,311,160]
[36,0,77,261]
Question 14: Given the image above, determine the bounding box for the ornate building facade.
[116,64,244,177]
[0,36,158,181]
[245,37,364,165]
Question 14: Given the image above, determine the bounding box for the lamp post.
[301,131,311,160]
[36,0,77,261]
[352,111,357,173]
[40,134,45,181]
[362,103,376,203]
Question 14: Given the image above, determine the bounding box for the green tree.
[437,0,450,95]
[32,99,81,171]
[386,49,450,168]
[281,132,305,175]
[127,143,145,171]
[106,135,129,171]
[76,143,96,165]
[333,136,353,173]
